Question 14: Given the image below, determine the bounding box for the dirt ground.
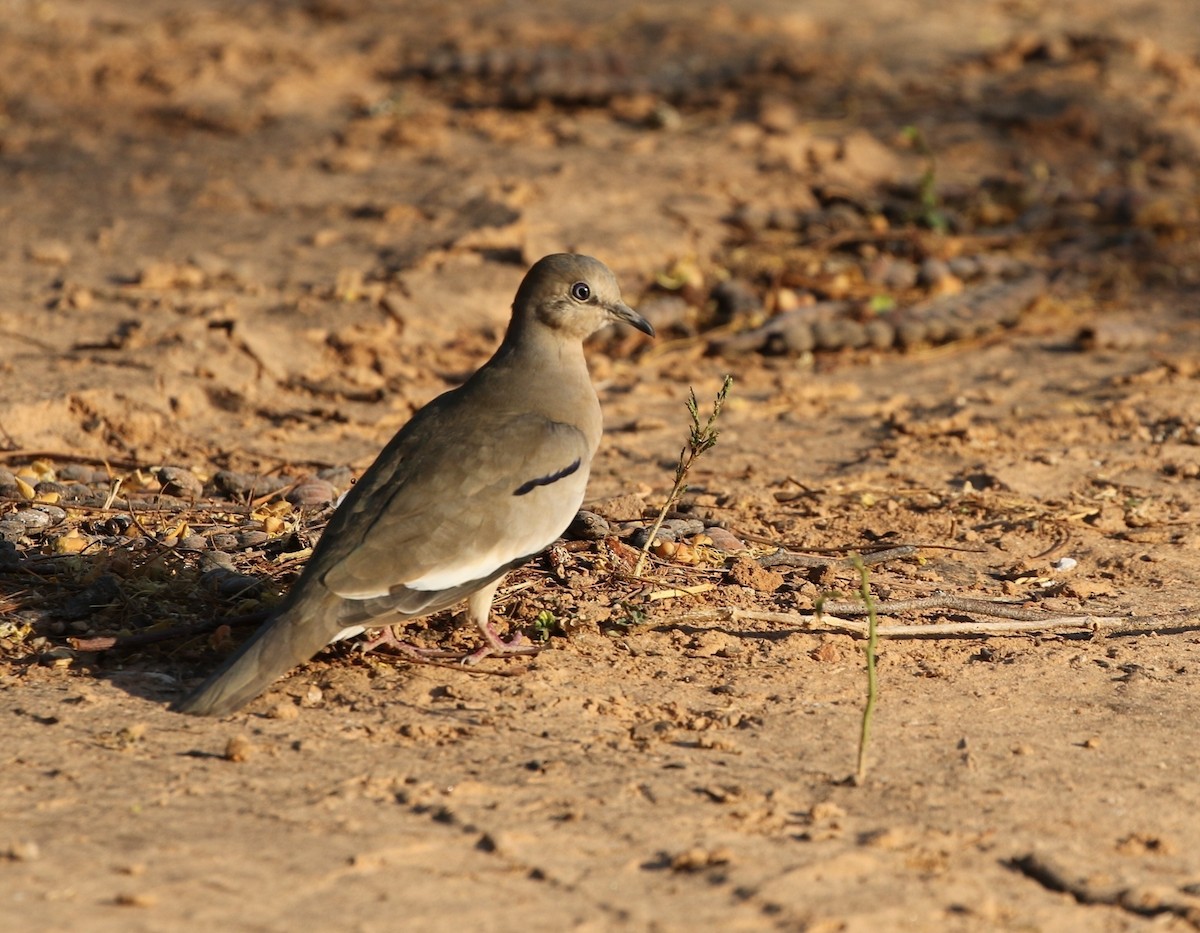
[4,1,1200,930]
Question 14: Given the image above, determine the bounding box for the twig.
[671,606,1136,637]
[0,449,148,470]
[759,546,917,570]
[817,594,1073,620]
[71,611,270,651]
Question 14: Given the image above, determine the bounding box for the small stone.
[200,568,262,599]
[661,517,705,537]
[10,509,50,530]
[213,471,289,498]
[637,296,693,337]
[156,467,203,499]
[948,255,981,279]
[267,701,300,720]
[0,521,28,543]
[286,479,338,508]
[630,526,673,548]
[316,465,354,490]
[670,847,732,872]
[710,279,763,324]
[28,239,72,265]
[34,482,68,499]
[703,527,747,551]
[234,530,269,549]
[5,840,40,861]
[567,510,610,541]
[300,685,323,708]
[918,258,953,288]
[223,735,254,762]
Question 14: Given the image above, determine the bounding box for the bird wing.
[318,403,592,616]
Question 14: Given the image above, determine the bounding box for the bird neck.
[497,315,588,371]
[489,317,602,448]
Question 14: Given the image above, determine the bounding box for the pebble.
[156,466,204,499]
[704,527,748,551]
[662,517,706,537]
[286,478,339,508]
[0,521,27,543]
[948,255,981,279]
[637,295,694,337]
[10,509,51,530]
[710,279,763,323]
[629,526,667,548]
[317,465,354,490]
[212,470,289,498]
[567,510,611,541]
[865,256,918,290]
[32,504,67,526]
[627,518,706,548]
[234,530,269,549]
[918,258,954,288]
[223,735,254,763]
[200,567,263,599]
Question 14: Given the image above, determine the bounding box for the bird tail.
[172,595,340,717]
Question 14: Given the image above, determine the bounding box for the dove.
[174,253,653,716]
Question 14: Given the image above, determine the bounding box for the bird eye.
[569,282,591,302]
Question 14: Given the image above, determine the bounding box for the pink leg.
[461,577,540,664]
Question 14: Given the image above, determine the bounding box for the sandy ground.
[3,1,1200,930]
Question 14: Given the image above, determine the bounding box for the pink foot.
[461,624,541,665]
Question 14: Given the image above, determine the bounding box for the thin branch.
[759,546,918,569]
[818,594,1075,620]
[670,606,1137,637]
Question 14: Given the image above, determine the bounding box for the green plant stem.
[632,376,732,578]
[854,555,879,785]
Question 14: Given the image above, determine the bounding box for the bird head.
[513,253,654,341]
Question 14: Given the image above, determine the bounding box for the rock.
[10,509,50,530]
[212,471,289,498]
[710,279,762,324]
[32,504,67,526]
[286,478,339,508]
[156,466,204,499]
[567,510,611,540]
[234,530,269,548]
[200,568,263,599]
[703,527,747,552]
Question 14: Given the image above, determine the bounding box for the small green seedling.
[633,375,733,578]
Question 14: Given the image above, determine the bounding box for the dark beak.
[609,300,655,337]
